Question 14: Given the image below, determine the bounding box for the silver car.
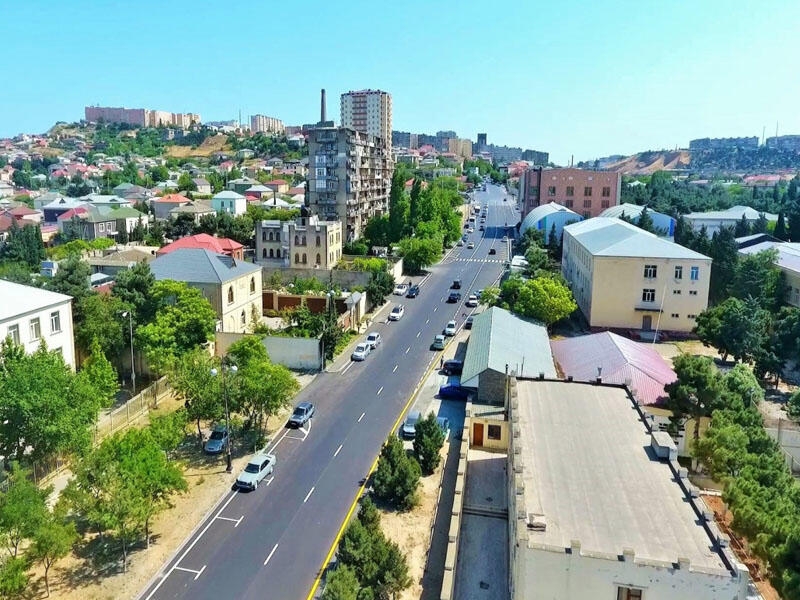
[400,411,421,439]
[366,331,382,349]
[204,425,229,454]
[235,453,276,491]
[351,342,371,361]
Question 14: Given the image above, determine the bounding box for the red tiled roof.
[154,193,190,203]
[8,206,37,216]
[57,207,89,221]
[550,332,676,406]
[157,233,243,256]
[0,214,13,232]
[266,179,288,185]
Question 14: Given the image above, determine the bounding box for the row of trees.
[674,356,800,598]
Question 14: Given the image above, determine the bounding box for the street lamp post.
[121,311,136,395]
[210,364,237,473]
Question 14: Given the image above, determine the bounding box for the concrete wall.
[262,265,373,290]
[470,416,509,451]
[215,332,323,371]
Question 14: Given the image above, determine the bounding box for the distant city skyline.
[2,0,800,165]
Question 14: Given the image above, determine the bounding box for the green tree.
[74,292,127,359]
[729,248,785,312]
[693,297,770,363]
[365,269,394,307]
[177,172,197,192]
[364,215,391,248]
[636,207,655,233]
[149,165,169,183]
[398,236,441,274]
[664,354,723,450]
[694,411,749,480]
[136,280,217,373]
[387,171,409,243]
[47,255,91,304]
[0,556,28,598]
[409,178,423,228]
[413,412,445,475]
[372,435,420,510]
[0,222,45,268]
[145,219,165,246]
[30,512,78,597]
[0,465,50,558]
[130,216,146,242]
[707,226,739,304]
[479,286,501,306]
[76,338,119,408]
[148,409,188,458]
[322,565,360,600]
[111,260,156,324]
[775,211,788,240]
[168,349,222,443]
[500,275,576,327]
[165,213,196,239]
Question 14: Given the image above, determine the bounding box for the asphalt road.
[139,183,518,600]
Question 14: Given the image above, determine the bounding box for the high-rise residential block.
[84,106,200,128]
[447,138,473,159]
[476,133,487,150]
[307,126,392,241]
[340,90,392,145]
[250,114,286,135]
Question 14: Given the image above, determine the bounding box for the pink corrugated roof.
[550,332,676,406]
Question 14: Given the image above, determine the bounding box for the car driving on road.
[465,294,478,307]
[444,320,457,336]
[406,285,420,298]
[393,283,409,296]
[389,304,405,320]
[351,342,371,361]
[488,248,497,255]
[432,334,447,350]
[366,331,382,349]
[235,452,276,491]
[467,242,475,249]
[447,291,461,303]
[288,401,315,428]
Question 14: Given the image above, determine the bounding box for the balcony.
[634,302,662,312]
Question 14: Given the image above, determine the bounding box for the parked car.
[438,382,471,400]
[479,225,485,231]
[467,242,475,249]
[393,283,409,295]
[465,315,474,329]
[451,279,462,289]
[488,248,497,255]
[457,239,464,246]
[447,291,461,303]
[400,411,421,439]
[432,334,447,350]
[204,425,229,454]
[406,285,420,298]
[465,294,478,308]
[442,359,464,375]
[235,452,276,491]
[366,331,382,349]
[444,320,457,336]
[389,304,405,320]
[351,342,371,361]
[502,235,508,242]
[288,401,315,428]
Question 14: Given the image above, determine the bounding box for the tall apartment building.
[250,114,286,135]
[689,137,759,151]
[340,90,392,145]
[519,167,620,219]
[766,135,800,152]
[85,106,200,128]
[447,138,473,159]
[476,133,487,151]
[307,126,392,241]
[521,149,549,165]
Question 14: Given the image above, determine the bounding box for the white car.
[366,331,382,349]
[235,453,276,491]
[393,283,409,296]
[501,235,508,242]
[465,295,478,307]
[351,342,371,361]
[467,242,475,249]
[388,305,405,321]
[444,320,457,336]
[457,239,464,246]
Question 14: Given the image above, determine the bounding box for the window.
[642,289,656,302]
[688,313,697,319]
[674,265,683,279]
[529,186,539,196]
[262,231,268,242]
[316,235,321,247]
[275,231,280,242]
[294,234,299,245]
[617,587,642,600]
[316,253,321,264]
[671,313,679,318]
[302,235,306,245]
[673,289,681,295]
[565,199,573,208]
[601,200,610,208]
[294,252,300,264]
[7,324,19,345]
[643,264,657,278]
[689,290,698,296]
[566,186,574,197]
[487,425,502,440]
[227,287,234,304]
[547,186,556,196]
[262,249,268,258]
[602,186,611,197]
[690,266,699,281]
[29,317,41,341]
[583,186,592,196]
[249,277,255,294]
[302,253,307,264]
[240,310,246,326]
[583,199,592,208]
[50,311,61,333]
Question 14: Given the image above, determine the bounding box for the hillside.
[604,150,691,175]
[166,134,229,158]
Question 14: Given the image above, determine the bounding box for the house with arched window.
[255,215,342,270]
[149,248,263,334]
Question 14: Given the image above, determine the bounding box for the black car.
[406,285,420,298]
[442,359,464,376]
[489,248,497,255]
[465,315,474,329]
[451,279,462,290]
[447,291,461,303]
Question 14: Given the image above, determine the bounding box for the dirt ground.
[379,446,446,600]
[165,134,229,158]
[652,339,721,366]
[701,495,780,600]
[26,400,297,600]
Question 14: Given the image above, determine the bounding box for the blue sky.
[3,0,799,164]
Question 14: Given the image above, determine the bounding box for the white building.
[509,378,751,600]
[599,203,677,240]
[250,114,285,135]
[0,280,75,369]
[211,190,247,216]
[340,89,393,144]
[684,205,777,236]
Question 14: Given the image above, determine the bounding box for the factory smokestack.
[320,89,327,123]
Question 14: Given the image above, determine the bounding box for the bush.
[343,241,368,256]
[413,412,446,475]
[372,436,420,510]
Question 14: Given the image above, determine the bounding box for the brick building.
[519,167,621,219]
